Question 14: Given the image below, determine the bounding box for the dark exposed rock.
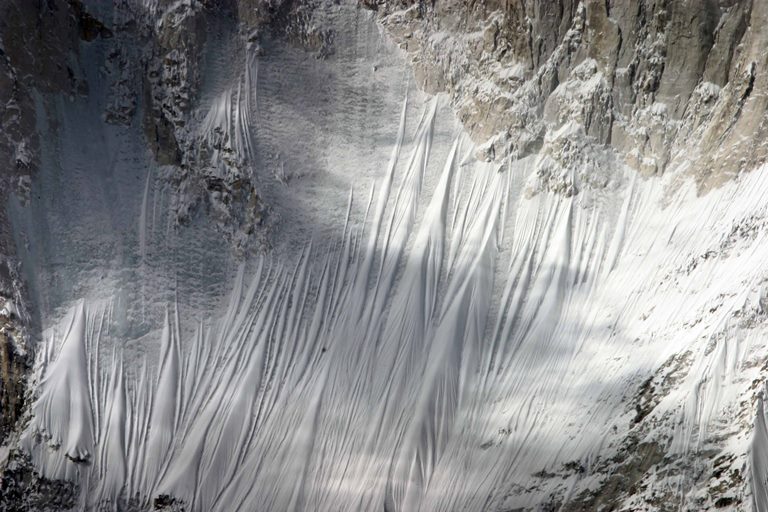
[153,494,187,511]
[143,94,183,167]
[715,496,737,508]
[0,451,78,512]
[236,0,336,55]
[66,0,114,41]
[0,331,27,446]
[560,438,668,512]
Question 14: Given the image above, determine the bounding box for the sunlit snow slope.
[9,2,768,511]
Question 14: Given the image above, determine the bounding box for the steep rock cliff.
[364,0,768,194]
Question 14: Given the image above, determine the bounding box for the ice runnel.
[138,309,180,494]
[752,384,768,511]
[95,351,127,505]
[22,92,768,511]
[28,302,94,474]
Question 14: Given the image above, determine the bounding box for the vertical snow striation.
[752,384,768,511]
[29,302,94,470]
[199,54,256,168]
[22,93,768,510]
[143,308,181,493]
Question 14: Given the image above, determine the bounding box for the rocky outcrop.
[101,0,272,254]
[0,451,78,512]
[0,307,27,446]
[363,0,768,194]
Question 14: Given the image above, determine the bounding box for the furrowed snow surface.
[8,3,768,511]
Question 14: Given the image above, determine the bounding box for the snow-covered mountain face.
[3,0,768,511]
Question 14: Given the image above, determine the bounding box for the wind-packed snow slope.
[9,2,768,511]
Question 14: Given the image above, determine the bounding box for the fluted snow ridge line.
[22,96,768,511]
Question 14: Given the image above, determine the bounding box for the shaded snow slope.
[5,1,768,511]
